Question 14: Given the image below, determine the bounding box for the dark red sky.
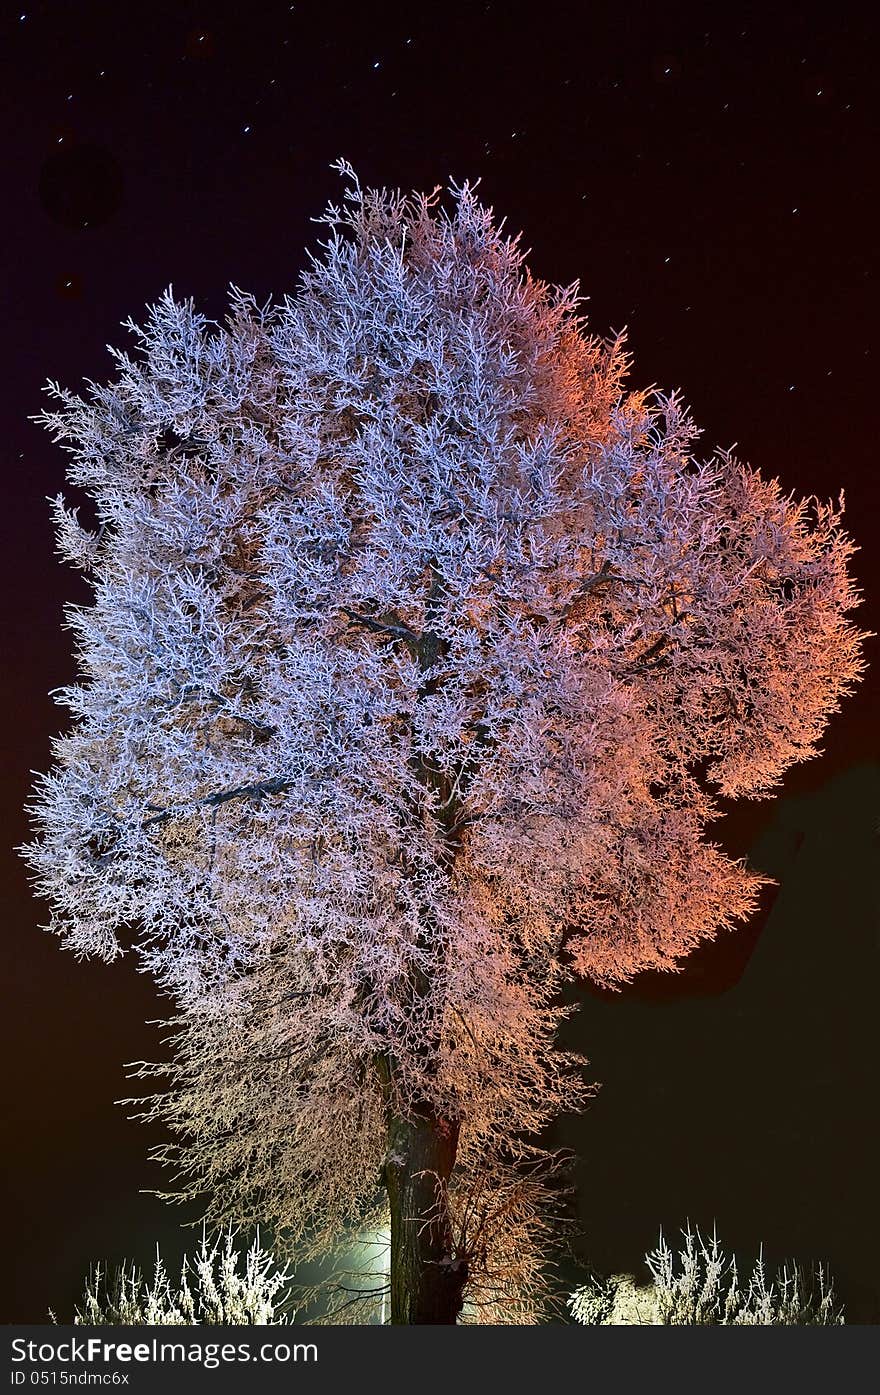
[2,0,878,1322]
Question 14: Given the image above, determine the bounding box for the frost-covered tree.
[23,164,864,1323]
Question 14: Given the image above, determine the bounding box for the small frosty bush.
[569,1226,843,1325]
[64,1230,293,1325]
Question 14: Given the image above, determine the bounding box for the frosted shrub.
[66,1231,293,1325]
[569,1226,843,1325]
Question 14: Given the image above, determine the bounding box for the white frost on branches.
[23,163,864,1317]
[65,1230,293,1325]
[569,1226,844,1325]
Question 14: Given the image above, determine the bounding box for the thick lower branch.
[143,773,294,827]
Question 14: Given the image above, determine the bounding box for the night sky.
[3,1,878,1323]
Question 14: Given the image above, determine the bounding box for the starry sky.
[2,0,878,1323]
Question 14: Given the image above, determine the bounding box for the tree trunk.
[385,1108,467,1324]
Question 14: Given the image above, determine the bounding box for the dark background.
[2,0,877,1322]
